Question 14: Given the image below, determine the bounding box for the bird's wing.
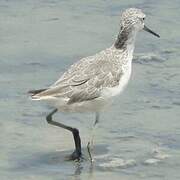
[36,50,123,103]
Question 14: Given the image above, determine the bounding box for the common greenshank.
[29,8,160,161]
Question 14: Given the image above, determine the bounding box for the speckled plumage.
[34,46,127,103]
[31,8,146,112]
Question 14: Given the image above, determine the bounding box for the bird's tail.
[28,88,47,100]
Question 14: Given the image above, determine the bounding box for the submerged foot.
[66,150,83,161]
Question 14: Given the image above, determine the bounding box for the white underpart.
[51,67,132,113]
[101,53,132,98]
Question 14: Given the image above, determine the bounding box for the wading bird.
[29,8,160,161]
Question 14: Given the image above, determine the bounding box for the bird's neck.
[114,27,137,53]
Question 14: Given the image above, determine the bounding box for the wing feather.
[35,49,123,103]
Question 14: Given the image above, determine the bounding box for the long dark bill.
[143,25,160,38]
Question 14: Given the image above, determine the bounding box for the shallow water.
[1,0,180,179]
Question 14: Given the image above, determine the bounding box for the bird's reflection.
[73,160,95,180]
[74,162,83,176]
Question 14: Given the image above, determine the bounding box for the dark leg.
[46,109,82,161]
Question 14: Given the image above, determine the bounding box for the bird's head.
[120,8,160,38]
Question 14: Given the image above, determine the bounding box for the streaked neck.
[114,27,137,52]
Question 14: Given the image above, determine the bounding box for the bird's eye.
[142,17,145,20]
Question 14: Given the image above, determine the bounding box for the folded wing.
[33,51,123,103]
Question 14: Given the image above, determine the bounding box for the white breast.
[101,61,132,98]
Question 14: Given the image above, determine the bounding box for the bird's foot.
[66,150,83,162]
